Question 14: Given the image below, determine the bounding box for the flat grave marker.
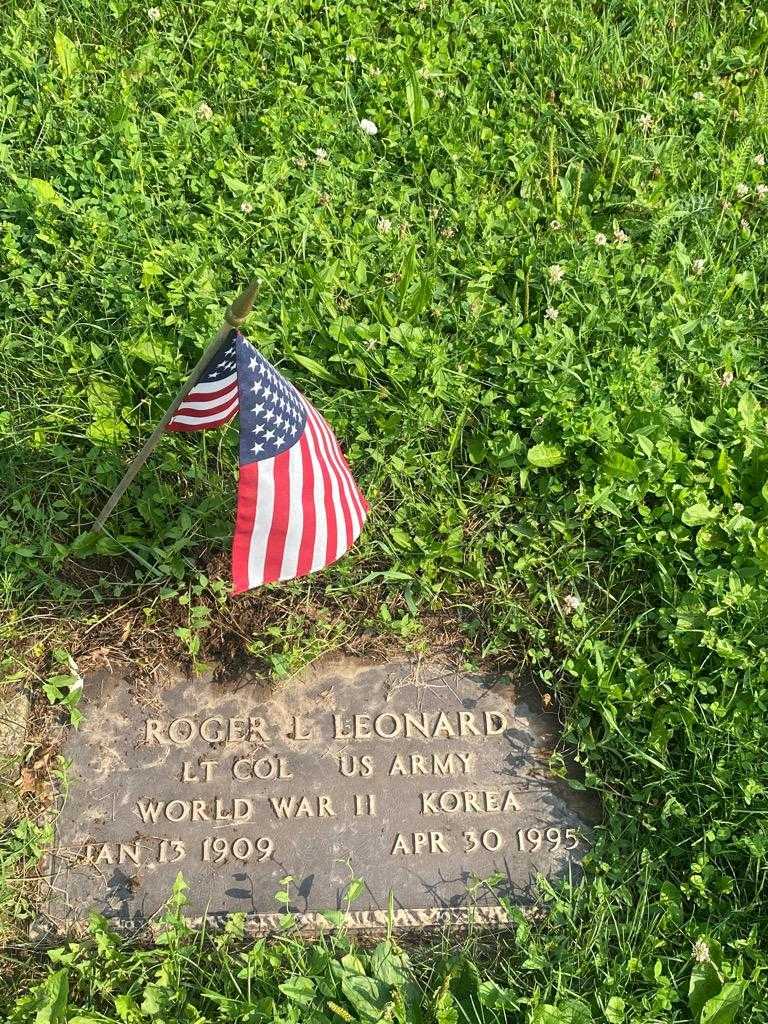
[38,659,598,934]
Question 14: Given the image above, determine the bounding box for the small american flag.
[167,331,368,593]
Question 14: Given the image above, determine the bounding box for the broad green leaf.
[54,28,80,78]
[738,391,759,429]
[689,959,722,1019]
[341,952,366,974]
[682,502,719,527]
[527,443,564,468]
[391,527,411,549]
[291,353,338,383]
[410,273,433,316]
[403,56,427,126]
[171,871,188,902]
[114,993,140,1022]
[531,1006,562,1024]
[713,450,732,498]
[699,981,747,1024]
[87,417,129,444]
[141,259,163,287]
[278,976,316,1006]
[478,980,518,1009]
[319,909,346,927]
[345,877,365,902]
[340,974,391,1021]
[398,242,418,305]
[27,969,69,1024]
[531,999,593,1024]
[370,940,409,986]
[27,177,65,207]
[603,450,638,480]
[140,984,164,1015]
[604,996,625,1023]
[222,173,250,194]
[435,985,458,1024]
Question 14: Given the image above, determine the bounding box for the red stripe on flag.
[174,393,238,418]
[306,413,337,565]
[296,434,317,578]
[311,407,353,550]
[166,405,238,432]
[313,408,363,535]
[232,462,259,594]
[181,379,239,403]
[262,448,292,584]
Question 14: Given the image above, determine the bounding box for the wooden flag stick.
[93,279,259,533]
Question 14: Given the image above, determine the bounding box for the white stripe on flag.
[247,460,275,587]
[279,441,304,580]
[307,406,349,557]
[177,386,238,411]
[170,397,239,426]
[191,372,237,394]
[311,406,364,536]
[304,412,329,571]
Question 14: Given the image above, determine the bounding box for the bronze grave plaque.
[38,659,598,934]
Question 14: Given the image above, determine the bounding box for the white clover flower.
[740,217,749,230]
[720,370,734,387]
[196,102,213,121]
[240,200,254,214]
[377,217,392,234]
[563,594,581,614]
[693,91,705,102]
[548,264,565,284]
[594,232,608,246]
[755,153,766,167]
[147,6,161,21]
[757,184,768,200]
[549,219,562,231]
[294,155,308,169]
[736,182,750,198]
[614,226,629,244]
[638,112,654,133]
[545,306,559,321]
[346,51,357,63]
[692,258,706,275]
[693,939,711,964]
[368,66,382,78]
[360,118,378,136]
[314,147,329,163]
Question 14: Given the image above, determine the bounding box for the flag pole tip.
[226,278,260,327]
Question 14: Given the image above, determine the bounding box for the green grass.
[2,0,768,1018]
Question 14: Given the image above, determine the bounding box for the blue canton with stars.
[234,331,307,465]
[203,335,238,382]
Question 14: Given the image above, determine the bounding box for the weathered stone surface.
[0,691,29,760]
[38,659,598,934]
[0,690,29,825]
